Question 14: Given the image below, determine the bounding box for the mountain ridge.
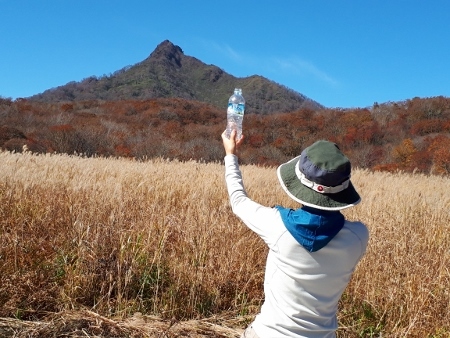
[29,40,323,114]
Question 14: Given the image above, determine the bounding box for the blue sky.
[1,1,449,108]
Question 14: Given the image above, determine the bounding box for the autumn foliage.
[1,95,450,174]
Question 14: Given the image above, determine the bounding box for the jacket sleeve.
[224,154,283,248]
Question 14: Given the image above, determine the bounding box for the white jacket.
[224,155,369,338]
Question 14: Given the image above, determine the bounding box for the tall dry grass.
[0,149,449,337]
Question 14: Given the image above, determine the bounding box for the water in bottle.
[226,88,245,140]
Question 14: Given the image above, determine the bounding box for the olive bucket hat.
[277,140,361,211]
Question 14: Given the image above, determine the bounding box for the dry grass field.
[0,149,449,337]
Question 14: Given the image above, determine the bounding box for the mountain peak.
[148,40,184,66]
[29,40,323,113]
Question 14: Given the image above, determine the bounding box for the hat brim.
[277,155,361,211]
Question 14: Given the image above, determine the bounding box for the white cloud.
[273,57,339,87]
[194,38,338,87]
[209,41,243,63]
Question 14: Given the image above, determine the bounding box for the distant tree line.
[0,95,449,174]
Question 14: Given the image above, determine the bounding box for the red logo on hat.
[317,186,324,192]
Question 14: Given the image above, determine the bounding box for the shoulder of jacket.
[344,220,369,240]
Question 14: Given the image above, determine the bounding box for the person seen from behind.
[221,129,369,338]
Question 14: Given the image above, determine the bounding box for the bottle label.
[227,103,245,116]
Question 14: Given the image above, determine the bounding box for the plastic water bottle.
[226,88,245,140]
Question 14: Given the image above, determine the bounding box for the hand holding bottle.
[222,129,244,156]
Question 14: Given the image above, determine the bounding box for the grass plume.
[0,150,449,337]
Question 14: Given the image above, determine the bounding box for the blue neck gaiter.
[274,205,345,252]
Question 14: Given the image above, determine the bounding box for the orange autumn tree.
[428,135,450,175]
[392,138,417,170]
